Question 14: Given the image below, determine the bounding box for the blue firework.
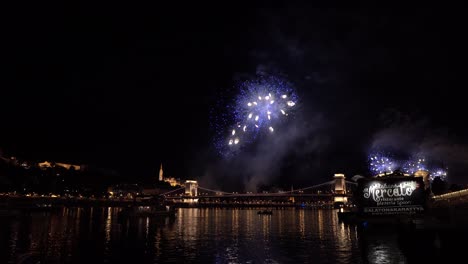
[402,157,427,174]
[368,152,398,175]
[213,75,298,156]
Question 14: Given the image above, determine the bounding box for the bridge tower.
[185,180,198,197]
[333,173,348,204]
[184,180,198,203]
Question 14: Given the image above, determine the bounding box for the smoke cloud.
[198,110,328,192]
[369,110,468,183]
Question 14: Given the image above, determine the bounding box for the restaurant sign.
[357,177,426,215]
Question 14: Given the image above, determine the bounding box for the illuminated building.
[38,161,82,171]
[107,184,141,198]
[21,161,31,169]
[165,177,181,187]
[159,163,163,181]
[158,163,181,186]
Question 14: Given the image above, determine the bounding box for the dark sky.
[3,5,468,188]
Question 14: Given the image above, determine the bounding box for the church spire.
[159,163,164,181]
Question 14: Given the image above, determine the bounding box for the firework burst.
[213,75,298,156]
[402,157,427,174]
[367,152,448,181]
[403,156,447,181]
[368,152,397,175]
[430,169,447,181]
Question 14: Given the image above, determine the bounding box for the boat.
[118,204,176,218]
[257,210,273,215]
[339,172,429,227]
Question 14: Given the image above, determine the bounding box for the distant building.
[8,157,19,166]
[38,161,82,171]
[38,161,53,169]
[159,163,163,181]
[0,156,23,167]
[159,163,182,187]
[108,184,141,198]
[165,177,181,187]
[55,162,81,171]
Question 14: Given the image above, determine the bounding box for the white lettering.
[363,181,417,203]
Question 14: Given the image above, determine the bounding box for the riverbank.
[0,195,145,208]
[0,195,347,209]
[338,206,468,231]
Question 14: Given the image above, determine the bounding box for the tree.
[431,176,447,195]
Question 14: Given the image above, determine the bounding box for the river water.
[0,207,449,263]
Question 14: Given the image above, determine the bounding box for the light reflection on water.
[0,207,431,263]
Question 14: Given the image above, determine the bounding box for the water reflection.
[358,227,407,264]
[0,207,440,263]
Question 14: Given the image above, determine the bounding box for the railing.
[433,188,468,201]
[162,181,356,198]
[164,193,343,199]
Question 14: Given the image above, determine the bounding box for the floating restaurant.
[339,170,430,226]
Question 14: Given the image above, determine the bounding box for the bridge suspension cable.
[198,186,232,195]
[197,181,340,195]
[345,181,357,186]
[162,179,353,196]
[161,187,185,195]
[286,181,335,193]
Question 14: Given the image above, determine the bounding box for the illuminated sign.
[356,177,426,215]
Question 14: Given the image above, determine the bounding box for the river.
[0,207,456,263]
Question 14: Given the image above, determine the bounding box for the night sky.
[3,5,468,189]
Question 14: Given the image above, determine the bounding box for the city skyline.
[2,5,468,264]
[3,5,468,189]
